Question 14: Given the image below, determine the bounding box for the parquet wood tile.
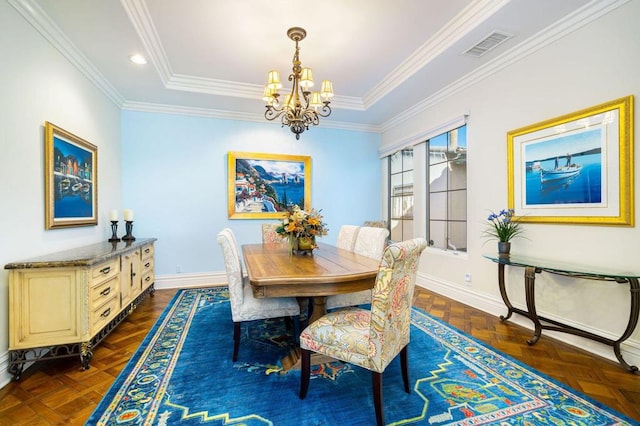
[0,286,637,424]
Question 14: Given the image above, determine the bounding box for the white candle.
[109,210,118,221]
[124,209,134,221]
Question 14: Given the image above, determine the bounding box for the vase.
[498,241,511,257]
[289,236,316,255]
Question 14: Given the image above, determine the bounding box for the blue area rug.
[87,287,636,425]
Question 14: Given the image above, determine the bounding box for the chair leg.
[232,322,241,362]
[400,345,410,393]
[372,371,384,426]
[299,348,311,399]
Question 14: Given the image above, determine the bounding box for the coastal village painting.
[227,152,310,219]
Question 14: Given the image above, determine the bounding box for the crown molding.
[363,0,510,108]
[164,75,365,111]
[12,0,629,135]
[9,0,125,107]
[381,0,630,133]
[121,0,172,85]
[122,101,380,133]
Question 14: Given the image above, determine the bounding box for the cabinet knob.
[101,307,111,318]
[100,266,111,275]
[100,287,111,296]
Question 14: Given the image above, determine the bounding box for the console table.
[483,253,639,373]
[4,238,156,380]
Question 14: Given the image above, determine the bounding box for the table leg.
[498,263,515,321]
[281,295,330,371]
[524,266,543,345]
[613,277,640,373]
[309,296,327,324]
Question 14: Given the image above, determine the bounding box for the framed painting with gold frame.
[507,95,633,225]
[227,151,311,219]
[45,121,98,229]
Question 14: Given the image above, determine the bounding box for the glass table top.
[482,253,640,280]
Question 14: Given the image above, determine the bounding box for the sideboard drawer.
[141,257,154,275]
[91,276,119,308]
[91,296,118,333]
[91,258,120,283]
[141,244,154,260]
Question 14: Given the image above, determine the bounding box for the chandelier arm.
[265,106,288,121]
[315,103,332,118]
[303,110,320,127]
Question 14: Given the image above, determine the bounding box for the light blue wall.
[121,111,382,275]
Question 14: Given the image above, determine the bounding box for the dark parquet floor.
[0,286,638,424]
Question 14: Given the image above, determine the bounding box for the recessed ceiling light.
[129,54,147,65]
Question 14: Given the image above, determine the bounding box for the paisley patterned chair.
[216,228,300,361]
[335,224,360,251]
[326,226,390,310]
[261,223,285,244]
[299,238,428,426]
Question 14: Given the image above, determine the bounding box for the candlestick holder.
[122,220,136,241]
[108,221,120,242]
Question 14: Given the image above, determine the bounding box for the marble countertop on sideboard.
[4,238,157,269]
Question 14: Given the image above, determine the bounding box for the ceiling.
[14,0,605,133]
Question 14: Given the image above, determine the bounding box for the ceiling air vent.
[463,31,513,57]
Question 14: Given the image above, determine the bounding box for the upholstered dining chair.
[353,226,390,259]
[364,220,387,229]
[336,225,360,251]
[261,223,285,244]
[326,226,390,310]
[216,228,300,361]
[299,238,427,426]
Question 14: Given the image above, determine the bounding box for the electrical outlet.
[464,272,471,284]
[176,264,182,273]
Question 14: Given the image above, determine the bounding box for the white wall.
[0,3,122,386]
[382,1,640,366]
[120,111,382,280]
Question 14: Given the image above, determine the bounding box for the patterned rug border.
[88,287,637,425]
[409,309,634,425]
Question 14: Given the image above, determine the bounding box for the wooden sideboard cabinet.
[4,238,157,380]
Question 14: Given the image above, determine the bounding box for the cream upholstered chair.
[364,220,387,229]
[353,226,389,259]
[336,225,360,251]
[299,238,427,426]
[261,223,285,244]
[326,226,389,310]
[217,228,300,361]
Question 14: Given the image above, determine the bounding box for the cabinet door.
[120,250,141,307]
[9,269,86,349]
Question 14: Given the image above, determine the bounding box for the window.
[388,149,413,242]
[384,118,467,251]
[428,125,467,251]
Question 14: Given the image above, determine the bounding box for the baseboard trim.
[154,272,227,290]
[415,273,640,370]
[2,271,637,389]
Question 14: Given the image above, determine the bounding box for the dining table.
[242,242,380,369]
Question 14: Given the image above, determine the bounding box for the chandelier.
[263,27,334,140]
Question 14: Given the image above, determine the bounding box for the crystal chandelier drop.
[263,27,334,140]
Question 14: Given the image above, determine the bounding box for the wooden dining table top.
[242,242,380,299]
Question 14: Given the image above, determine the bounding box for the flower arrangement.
[276,204,328,250]
[483,209,524,242]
